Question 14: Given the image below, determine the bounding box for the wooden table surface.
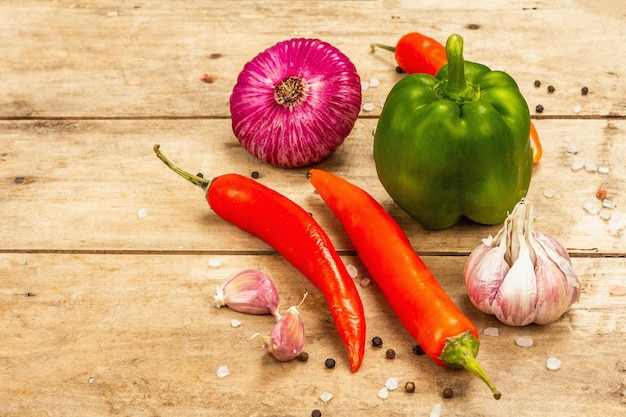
[2,1,626,416]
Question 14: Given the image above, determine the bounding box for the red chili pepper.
[370,32,447,76]
[153,145,366,372]
[308,169,501,399]
[371,31,542,163]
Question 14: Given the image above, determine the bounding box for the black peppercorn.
[311,410,322,417]
[324,358,336,369]
[395,66,405,74]
[372,336,383,348]
[443,387,454,399]
[297,351,309,362]
[251,171,260,179]
[534,80,541,87]
[412,344,425,355]
[196,172,204,178]
[535,104,544,113]
[385,348,396,359]
[581,86,589,96]
[547,85,555,93]
[405,381,416,393]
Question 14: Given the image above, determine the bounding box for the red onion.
[230,38,362,168]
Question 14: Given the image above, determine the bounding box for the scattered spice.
[466,23,481,30]
[395,66,405,74]
[196,172,204,178]
[573,104,582,113]
[610,285,626,296]
[443,387,454,398]
[596,184,608,200]
[372,336,383,348]
[542,189,556,199]
[324,358,336,369]
[359,277,371,287]
[535,104,544,113]
[369,77,380,88]
[297,351,309,362]
[210,53,223,59]
[14,177,25,184]
[363,102,376,112]
[378,387,389,399]
[430,402,442,417]
[200,73,216,84]
[534,80,541,87]
[250,171,260,179]
[346,264,358,278]
[404,381,416,393]
[311,410,322,417]
[230,318,242,328]
[412,344,425,355]
[581,86,589,95]
[137,208,147,219]
[385,348,396,359]
[547,85,555,93]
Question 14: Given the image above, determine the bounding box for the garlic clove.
[491,250,538,326]
[214,269,280,316]
[263,305,305,361]
[464,242,510,313]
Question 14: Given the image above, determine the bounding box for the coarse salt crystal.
[584,160,598,172]
[249,332,259,339]
[602,199,616,209]
[582,198,602,215]
[361,81,369,91]
[360,277,371,287]
[363,102,376,112]
[208,258,222,268]
[571,159,585,171]
[598,165,610,174]
[230,319,242,328]
[566,143,578,154]
[599,208,612,221]
[87,377,95,384]
[546,357,562,370]
[563,136,573,143]
[429,402,442,417]
[346,264,358,278]
[573,104,582,113]
[320,392,333,403]
[543,189,556,199]
[483,327,499,337]
[369,77,380,88]
[516,336,534,347]
[385,377,399,390]
[216,365,229,378]
[137,208,147,219]
[377,387,389,399]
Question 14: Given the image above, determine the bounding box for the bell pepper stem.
[370,42,396,53]
[439,330,501,400]
[439,34,479,104]
[153,144,211,191]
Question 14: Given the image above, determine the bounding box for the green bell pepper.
[373,34,533,229]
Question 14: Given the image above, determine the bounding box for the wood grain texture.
[1,1,625,416]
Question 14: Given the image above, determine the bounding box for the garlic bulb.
[464,198,580,326]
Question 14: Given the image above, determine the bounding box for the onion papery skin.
[230,38,362,168]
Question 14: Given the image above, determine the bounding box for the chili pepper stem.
[153,144,211,191]
[440,330,501,400]
[370,43,396,53]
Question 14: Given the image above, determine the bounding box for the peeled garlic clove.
[263,306,305,361]
[214,269,280,316]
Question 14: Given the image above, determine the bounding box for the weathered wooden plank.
[1,1,624,118]
[2,118,625,255]
[0,253,624,416]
